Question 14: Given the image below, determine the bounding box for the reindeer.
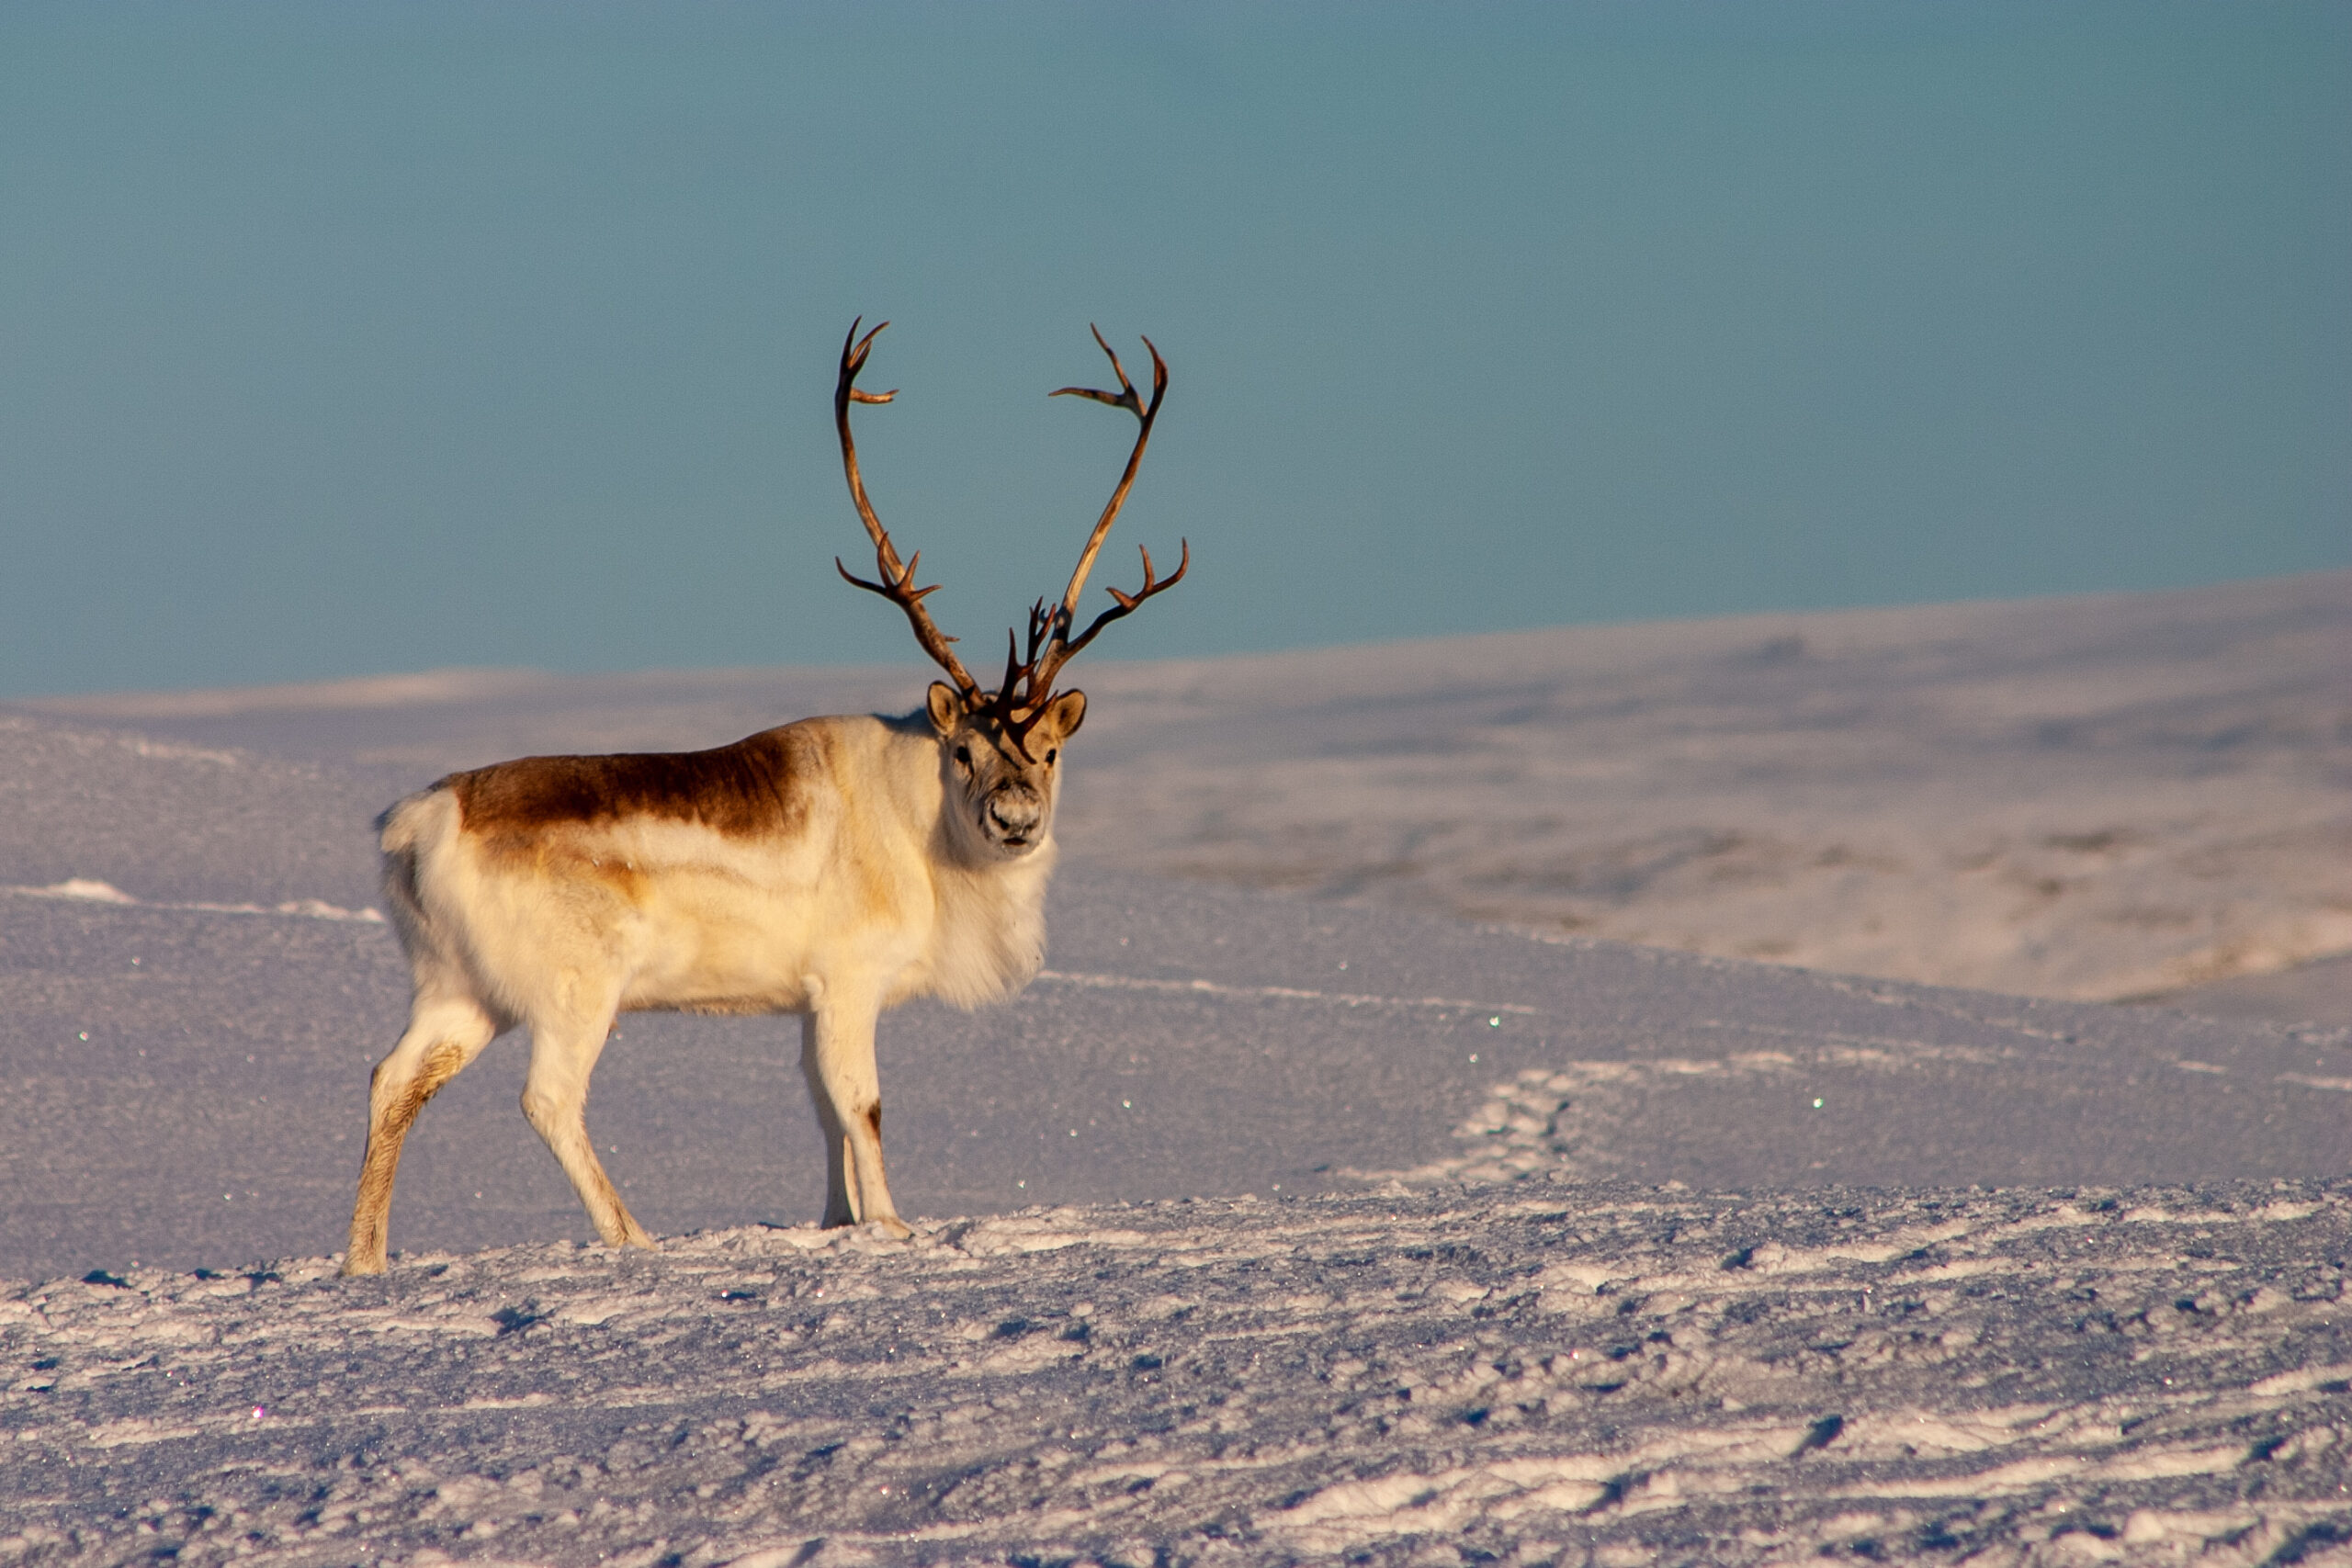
[341,321,1184,1275]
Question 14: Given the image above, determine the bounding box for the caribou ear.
[925,682,964,736]
[1043,689,1087,740]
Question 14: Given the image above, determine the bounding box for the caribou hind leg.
[345,992,500,1276]
[519,998,655,1252]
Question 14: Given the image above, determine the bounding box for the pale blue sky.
[2,2,2345,697]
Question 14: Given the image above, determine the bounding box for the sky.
[0,2,2345,699]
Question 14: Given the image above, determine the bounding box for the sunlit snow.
[4,579,2348,1563]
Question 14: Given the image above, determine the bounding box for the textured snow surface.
[9,839,2351,1292]
[5,576,2352,1562]
[31,570,2352,1006]
[6,1186,2352,1566]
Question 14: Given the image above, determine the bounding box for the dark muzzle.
[987,788,1044,842]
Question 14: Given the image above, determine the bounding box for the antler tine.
[1022,597,1054,669]
[1050,324,1142,415]
[1056,538,1191,664]
[996,629,1025,718]
[833,317,980,696]
[985,626,1061,761]
[1048,328,1169,630]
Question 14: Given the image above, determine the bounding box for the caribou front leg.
[798,992,909,1237]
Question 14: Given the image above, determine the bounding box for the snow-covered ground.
[36,570,2352,1008]
[8,1185,2351,1565]
[4,574,2350,1562]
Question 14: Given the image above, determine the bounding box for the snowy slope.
[5,735,2348,1287]
[32,570,2352,1006]
[5,578,2351,1562]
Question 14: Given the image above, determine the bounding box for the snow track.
[5,1184,2349,1565]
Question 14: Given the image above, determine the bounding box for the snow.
[6,1188,2350,1563]
[3,575,2350,1562]
[34,570,2348,1005]
[7,879,383,923]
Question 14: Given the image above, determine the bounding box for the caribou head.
[831,319,1187,859]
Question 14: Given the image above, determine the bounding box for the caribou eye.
[954,745,972,768]
[1046,748,1058,765]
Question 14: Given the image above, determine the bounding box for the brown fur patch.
[413,1040,468,1101]
[450,727,811,840]
[368,1040,468,1153]
[865,1103,883,1141]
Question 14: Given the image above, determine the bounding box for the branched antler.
[832,318,980,697]
[831,320,1187,750]
[989,327,1187,753]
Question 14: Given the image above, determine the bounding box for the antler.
[831,318,980,697]
[989,327,1187,750]
[830,320,1186,749]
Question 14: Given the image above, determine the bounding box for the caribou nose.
[988,789,1044,840]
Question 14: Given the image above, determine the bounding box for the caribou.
[342,321,1184,1275]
